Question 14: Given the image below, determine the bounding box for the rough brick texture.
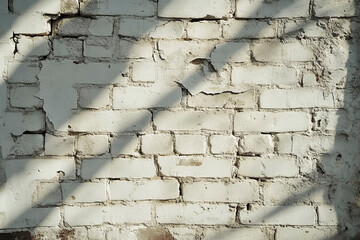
[0,0,359,239]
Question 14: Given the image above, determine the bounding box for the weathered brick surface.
[1,0,359,238]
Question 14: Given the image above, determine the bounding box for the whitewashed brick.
[236,0,310,18]
[175,134,206,155]
[318,205,339,225]
[7,61,40,83]
[80,0,156,16]
[32,182,62,206]
[156,203,235,224]
[77,135,109,156]
[203,228,268,240]
[240,135,274,154]
[4,111,45,135]
[68,110,151,132]
[81,158,156,179]
[285,21,327,38]
[188,91,256,109]
[292,135,337,157]
[154,110,231,131]
[238,157,298,178]
[45,134,75,156]
[119,19,184,38]
[263,180,329,204]
[79,86,110,109]
[111,134,138,156]
[234,112,310,133]
[314,0,357,17]
[232,65,297,86]
[158,156,232,178]
[16,36,51,58]
[9,86,41,108]
[253,41,313,62]
[210,135,238,154]
[113,86,181,109]
[158,0,231,19]
[187,22,221,39]
[240,205,315,225]
[115,39,153,59]
[13,0,61,14]
[183,180,259,203]
[57,18,113,36]
[10,134,43,156]
[11,14,50,35]
[64,203,152,225]
[211,42,250,66]
[303,73,317,86]
[260,89,334,109]
[276,134,292,153]
[62,182,106,203]
[84,40,113,58]
[53,38,82,57]
[224,20,277,39]
[110,179,179,200]
[276,227,338,240]
[142,134,173,155]
[132,61,157,82]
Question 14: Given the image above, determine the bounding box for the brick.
[238,157,298,178]
[158,0,231,19]
[81,158,156,179]
[113,86,182,109]
[234,112,310,133]
[253,41,313,62]
[240,135,274,154]
[263,180,329,204]
[11,14,50,35]
[10,134,43,156]
[276,227,338,240]
[154,110,231,131]
[4,111,45,135]
[56,18,113,36]
[203,228,268,240]
[188,90,257,108]
[80,0,156,16]
[132,61,157,82]
[223,20,277,39]
[183,180,259,203]
[7,61,40,83]
[302,73,317,86]
[110,179,179,200]
[318,205,338,225]
[175,134,206,155]
[276,134,292,153]
[114,39,153,59]
[45,134,75,156]
[16,36,51,58]
[79,86,110,109]
[62,182,106,203]
[110,134,138,156]
[187,22,221,39]
[32,182,62,206]
[68,110,151,132]
[119,19,185,39]
[210,135,238,154]
[210,42,250,66]
[13,0,61,14]
[156,203,235,224]
[232,65,297,86]
[158,156,232,178]
[77,135,109,156]
[9,86,42,108]
[64,203,152,225]
[292,135,338,157]
[84,38,113,58]
[260,89,334,109]
[314,0,357,17]
[240,205,315,225]
[141,134,173,155]
[284,21,327,38]
[236,0,310,18]
[53,38,82,57]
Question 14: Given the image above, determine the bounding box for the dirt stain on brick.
[136,227,175,240]
[57,229,75,240]
[0,231,32,240]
